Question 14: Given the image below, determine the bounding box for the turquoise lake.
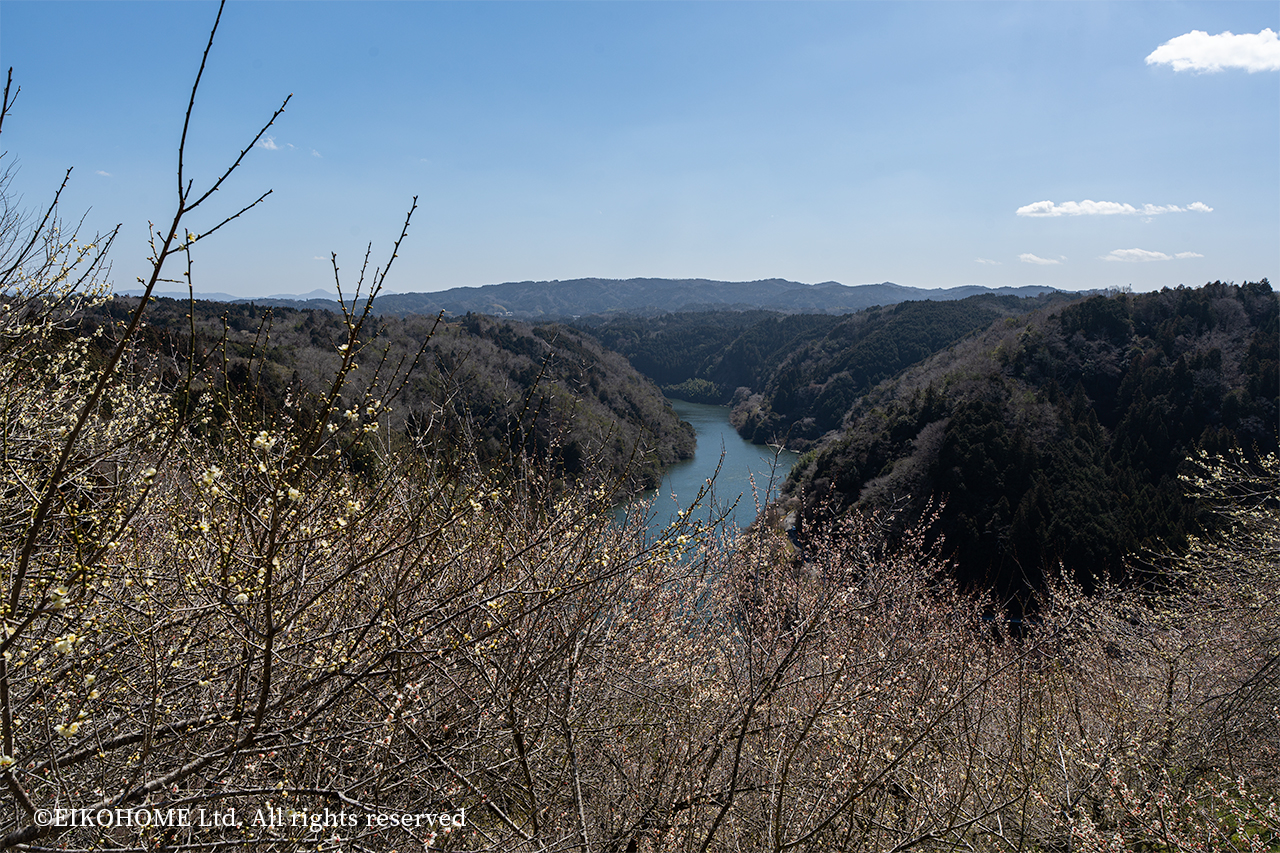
[616,399,798,538]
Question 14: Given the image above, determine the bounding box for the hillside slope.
[106,297,694,491]
[578,310,843,404]
[783,281,1278,603]
[728,292,1080,448]
[580,292,1076,433]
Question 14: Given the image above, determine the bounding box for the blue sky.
[0,1,1276,297]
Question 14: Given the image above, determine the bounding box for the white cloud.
[1104,248,1169,262]
[1020,253,1062,265]
[975,258,1001,266]
[1146,29,1280,73]
[1016,199,1213,217]
[311,149,322,158]
[1018,200,1134,217]
[95,170,111,177]
[257,136,280,150]
[1102,248,1203,262]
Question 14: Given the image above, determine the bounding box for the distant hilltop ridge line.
[117,278,1060,318]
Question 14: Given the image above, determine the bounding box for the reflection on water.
[616,399,798,538]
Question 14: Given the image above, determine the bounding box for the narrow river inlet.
[617,399,799,539]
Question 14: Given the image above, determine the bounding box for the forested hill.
[783,280,1278,604]
[579,291,1076,420]
[578,310,843,405]
[369,279,1057,318]
[727,292,1080,447]
[103,297,694,492]
[145,279,1060,319]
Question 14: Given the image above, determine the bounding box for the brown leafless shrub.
[3,5,1277,851]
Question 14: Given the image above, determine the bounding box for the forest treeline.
[224,278,1058,320]
[780,280,1278,605]
[577,290,1076,416]
[94,296,693,493]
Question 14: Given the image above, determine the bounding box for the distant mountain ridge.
[121,279,1059,319]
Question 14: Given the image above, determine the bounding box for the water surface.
[617,400,798,538]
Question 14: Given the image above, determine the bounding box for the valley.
[117,277,1278,601]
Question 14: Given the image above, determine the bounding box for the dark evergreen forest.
[576,290,1074,421]
[781,281,1277,606]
